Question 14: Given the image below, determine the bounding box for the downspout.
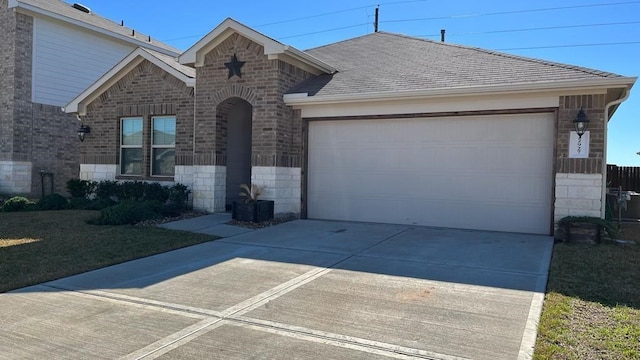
[192,84,197,157]
[601,87,631,218]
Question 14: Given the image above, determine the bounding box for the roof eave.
[9,0,180,57]
[284,77,637,106]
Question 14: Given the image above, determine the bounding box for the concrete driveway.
[0,219,553,360]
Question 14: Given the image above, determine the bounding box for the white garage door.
[307,113,555,234]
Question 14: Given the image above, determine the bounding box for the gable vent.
[72,3,91,14]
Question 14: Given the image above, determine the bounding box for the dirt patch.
[620,222,640,242]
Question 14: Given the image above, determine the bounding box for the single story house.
[65,18,636,235]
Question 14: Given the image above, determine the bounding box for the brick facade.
[1,1,82,195]
[194,33,313,168]
[0,0,16,158]
[556,94,606,174]
[82,60,195,179]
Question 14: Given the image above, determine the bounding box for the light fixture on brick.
[573,107,589,138]
[77,124,90,142]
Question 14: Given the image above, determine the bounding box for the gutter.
[284,77,638,106]
[601,86,633,218]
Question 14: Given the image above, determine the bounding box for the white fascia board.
[65,48,194,115]
[10,1,180,57]
[180,18,285,66]
[284,77,637,106]
[179,18,335,74]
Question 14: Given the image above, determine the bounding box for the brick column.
[554,94,607,225]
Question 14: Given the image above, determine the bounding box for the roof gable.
[9,0,180,56]
[64,48,195,115]
[179,18,336,75]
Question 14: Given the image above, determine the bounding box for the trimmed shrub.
[168,183,190,211]
[89,200,165,225]
[37,194,68,210]
[0,196,36,212]
[143,182,169,203]
[94,180,120,201]
[120,181,145,201]
[66,179,95,198]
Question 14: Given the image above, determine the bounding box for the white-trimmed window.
[120,117,143,175]
[151,116,176,176]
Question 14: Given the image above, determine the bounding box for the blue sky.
[72,0,639,165]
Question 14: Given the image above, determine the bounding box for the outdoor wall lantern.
[77,124,91,142]
[573,107,589,138]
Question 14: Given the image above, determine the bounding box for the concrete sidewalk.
[157,212,253,237]
[0,217,554,360]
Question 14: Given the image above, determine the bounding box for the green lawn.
[0,210,217,293]
[534,223,640,359]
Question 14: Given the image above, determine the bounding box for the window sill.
[116,175,175,182]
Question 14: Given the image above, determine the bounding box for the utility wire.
[278,23,371,40]
[253,0,429,28]
[495,41,640,51]
[382,1,640,23]
[418,21,640,37]
[162,1,639,44]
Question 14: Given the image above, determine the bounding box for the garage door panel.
[308,114,554,234]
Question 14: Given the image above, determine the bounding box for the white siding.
[32,16,135,106]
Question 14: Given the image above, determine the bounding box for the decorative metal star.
[224,53,245,79]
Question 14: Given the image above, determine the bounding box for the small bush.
[168,183,190,211]
[0,196,36,212]
[94,180,120,201]
[143,182,169,203]
[67,197,93,210]
[89,200,164,225]
[37,194,68,210]
[66,179,95,198]
[120,181,145,201]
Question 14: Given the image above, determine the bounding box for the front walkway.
[0,219,553,359]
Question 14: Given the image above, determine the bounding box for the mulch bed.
[227,216,297,229]
[138,211,297,229]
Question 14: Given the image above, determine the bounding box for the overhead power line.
[162,1,640,45]
[418,21,640,38]
[382,1,640,23]
[496,41,640,51]
[278,23,371,40]
[254,0,429,28]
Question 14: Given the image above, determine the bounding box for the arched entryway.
[216,97,252,210]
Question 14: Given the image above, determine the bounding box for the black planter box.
[562,222,601,244]
[232,200,274,222]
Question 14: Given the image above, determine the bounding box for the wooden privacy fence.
[607,165,640,191]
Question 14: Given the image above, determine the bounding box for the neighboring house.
[64,18,636,235]
[0,0,179,195]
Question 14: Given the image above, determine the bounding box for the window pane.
[122,118,143,146]
[153,117,176,146]
[121,148,143,175]
[152,148,175,176]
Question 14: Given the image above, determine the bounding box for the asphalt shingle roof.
[293,32,623,97]
[139,48,196,79]
[15,0,180,55]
